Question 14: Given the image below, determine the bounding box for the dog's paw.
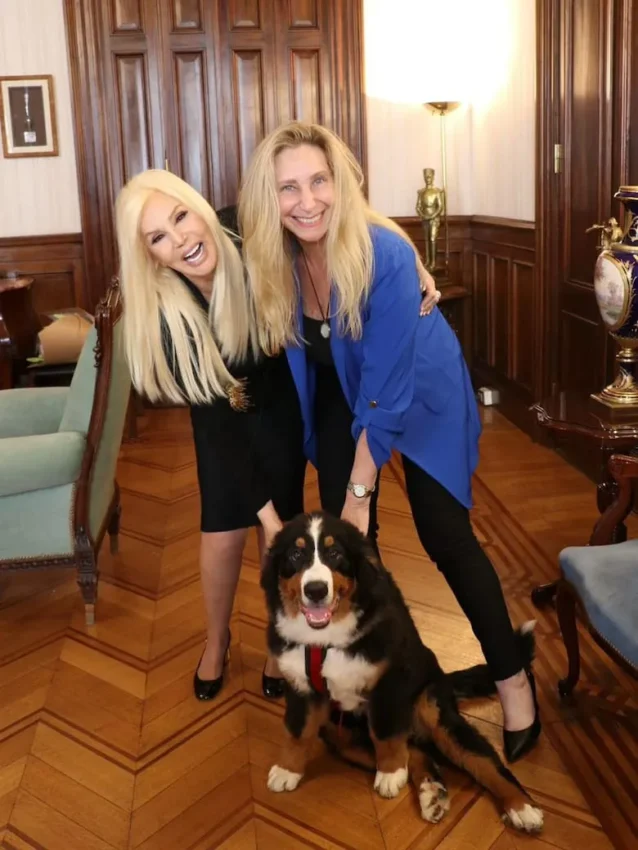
[419,779,450,823]
[267,764,303,792]
[503,803,544,833]
[373,767,408,798]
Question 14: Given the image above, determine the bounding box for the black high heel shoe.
[503,669,541,762]
[193,630,231,701]
[262,662,285,699]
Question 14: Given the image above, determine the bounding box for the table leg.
[597,447,628,544]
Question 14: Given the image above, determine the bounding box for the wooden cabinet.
[64,0,365,308]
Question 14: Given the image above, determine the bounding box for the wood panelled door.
[537,0,635,397]
[64,0,365,308]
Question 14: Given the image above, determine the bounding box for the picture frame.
[0,74,59,158]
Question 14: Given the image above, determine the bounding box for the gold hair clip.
[227,378,251,412]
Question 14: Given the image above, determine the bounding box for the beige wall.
[363,0,536,221]
[0,0,81,238]
[471,0,536,219]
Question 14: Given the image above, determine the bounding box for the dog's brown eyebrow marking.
[323,535,335,547]
[295,537,306,548]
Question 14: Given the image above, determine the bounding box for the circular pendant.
[320,321,331,339]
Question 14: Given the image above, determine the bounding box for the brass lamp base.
[590,346,638,419]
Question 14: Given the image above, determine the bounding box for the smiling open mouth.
[301,603,335,629]
[293,212,323,227]
[184,243,204,263]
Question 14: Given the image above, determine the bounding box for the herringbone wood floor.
[1,407,636,850]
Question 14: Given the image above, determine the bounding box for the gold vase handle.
[586,218,623,251]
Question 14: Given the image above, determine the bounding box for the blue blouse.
[284,225,482,508]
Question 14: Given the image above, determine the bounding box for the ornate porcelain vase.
[592,186,638,410]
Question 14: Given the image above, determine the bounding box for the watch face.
[353,484,366,497]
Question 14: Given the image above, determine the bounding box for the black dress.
[164,272,306,532]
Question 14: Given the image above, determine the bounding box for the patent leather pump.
[193,631,231,701]
[503,669,541,762]
[261,663,285,699]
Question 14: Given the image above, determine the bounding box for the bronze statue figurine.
[416,168,445,272]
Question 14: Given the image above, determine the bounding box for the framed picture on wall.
[0,75,59,158]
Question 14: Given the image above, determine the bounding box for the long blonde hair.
[238,121,428,353]
[115,169,258,405]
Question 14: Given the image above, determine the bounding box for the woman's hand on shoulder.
[418,266,441,316]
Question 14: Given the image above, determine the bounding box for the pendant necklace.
[301,250,330,338]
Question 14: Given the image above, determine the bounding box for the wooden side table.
[0,349,10,390]
[0,277,38,389]
[530,390,638,606]
[0,277,39,353]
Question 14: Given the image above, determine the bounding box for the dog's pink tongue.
[304,606,331,627]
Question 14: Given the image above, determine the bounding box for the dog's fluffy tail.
[447,621,536,700]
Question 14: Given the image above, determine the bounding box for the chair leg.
[556,580,581,697]
[531,580,558,608]
[108,483,122,555]
[76,532,99,626]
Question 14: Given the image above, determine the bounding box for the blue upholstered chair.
[0,280,131,625]
[556,453,638,696]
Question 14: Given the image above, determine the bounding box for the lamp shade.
[364,0,511,107]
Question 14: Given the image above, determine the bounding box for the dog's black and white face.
[261,511,381,646]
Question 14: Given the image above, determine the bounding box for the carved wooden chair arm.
[589,453,638,546]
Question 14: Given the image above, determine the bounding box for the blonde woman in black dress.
[115,170,306,700]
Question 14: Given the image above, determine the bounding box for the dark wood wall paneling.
[552,0,616,397]
[64,0,366,311]
[0,234,86,314]
[532,0,638,480]
[537,0,638,401]
[471,218,537,430]
[394,215,536,430]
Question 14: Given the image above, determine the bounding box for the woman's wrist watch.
[347,481,376,499]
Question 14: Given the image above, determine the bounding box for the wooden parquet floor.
[1,407,636,850]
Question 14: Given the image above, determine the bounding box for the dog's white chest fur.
[278,646,379,712]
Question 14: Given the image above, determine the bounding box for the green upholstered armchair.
[0,279,131,625]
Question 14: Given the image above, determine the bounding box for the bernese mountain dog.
[260,510,544,834]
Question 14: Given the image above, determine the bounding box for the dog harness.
[305,645,347,739]
[305,645,328,694]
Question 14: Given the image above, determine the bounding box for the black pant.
[314,363,523,681]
